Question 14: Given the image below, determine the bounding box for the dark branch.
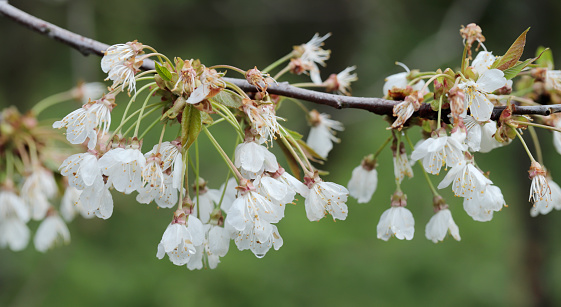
[2,1,560,120]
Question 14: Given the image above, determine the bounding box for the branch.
[1,1,560,120]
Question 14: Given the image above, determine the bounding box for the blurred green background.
[2,0,561,306]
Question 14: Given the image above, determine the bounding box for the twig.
[2,1,561,120]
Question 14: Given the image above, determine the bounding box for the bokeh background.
[2,0,561,306]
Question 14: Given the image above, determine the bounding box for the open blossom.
[102,42,144,95]
[463,184,505,222]
[101,42,143,73]
[187,224,230,270]
[393,142,413,183]
[377,192,414,241]
[531,179,561,217]
[304,173,349,221]
[98,146,146,194]
[157,213,205,266]
[425,206,460,243]
[411,128,467,175]
[60,186,92,222]
[528,162,551,203]
[382,65,426,96]
[0,188,31,251]
[59,151,102,190]
[21,167,58,221]
[145,141,183,189]
[297,33,331,84]
[72,82,106,104]
[243,100,281,144]
[438,158,492,198]
[230,222,283,258]
[459,68,506,122]
[470,51,496,76]
[234,140,278,179]
[53,95,115,149]
[464,115,503,152]
[137,174,179,208]
[34,213,70,252]
[390,94,421,129]
[324,66,358,95]
[347,156,377,204]
[306,110,343,159]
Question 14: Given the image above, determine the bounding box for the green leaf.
[283,128,303,141]
[155,61,172,82]
[181,105,202,151]
[492,28,529,71]
[503,49,547,80]
[211,90,243,108]
[535,46,554,69]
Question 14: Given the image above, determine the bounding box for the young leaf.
[535,46,554,69]
[181,105,202,151]
[502,49,547,80]
[492,28,530,71]
[155,61,172,82]
[211,89,243,108]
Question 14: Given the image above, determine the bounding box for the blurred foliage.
[2,0,561,306]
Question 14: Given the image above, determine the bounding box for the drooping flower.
[390,93,422,130]
[101,42,144,96]
[425,202,460,243]
[0,218,30,251]
[531,178,561,217]
[187,224,230,270]
[136,174,179,209]
[186,68,225,104]
[324,66,358,95]
[230,222,283,258]
[98,144,146,194]
[463,184,505,222]
[191,178,222,224]
[101,42,143,73]
[296,33,331,84]
[242,99,282,144]
[303,172,349,221]
[156,211,205,266]
[411,128,467,175]
[234,140,278,179]
[347,155,378,204]
[53,94,115,149]
[438,158,492,198]
[21,166,58,221]
[145,141,183,189]
[34,211,70,253]
[59,151,102,190]
[306,110,344,159]
[377,192,414,241]
[464,115,504,152]
[393,141,413,183]
[382,63,426,97]
[60,186,92,222]
[72,82,106,104]
[528,162,551,204]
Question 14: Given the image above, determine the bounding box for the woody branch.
[1,1,560,120]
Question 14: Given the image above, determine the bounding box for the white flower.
[304,175,349,221]
[528,162,551,204]
[0,189,30,223]
[59,152,102,190]
[225,186,284,235]
[411,129,467,175]
[464,115,503,152]
[34,214,70,252]
[60,186,92,222]
[347,162,377,204]
[53,95,114,149]
[73,82,106,104]
[102,42,143,95]
[459,69,506,122]
[545,69,561,92]
[137,174,179,208]
[156,215,205,266]
[230,223,283,258]
[463,185,505,222]
[377,206,415,241]
[306,110,344,159]
[146,141,184,189]
[393,143,413,184]
[438,159,492,198]
[21,167,57,221]
[531,179,561,217]
[325,66,357,95]
[187,224,230,270]
[99,147,146,194]
[101,43,138,73]
[79,181,114,219]
[470,51,496,76]
[243,102,281,144]
[254,173,298,208]
[0,218,30,251]
[218,177,238,214]
[275,167,309,198]
[299,33,331,84]
[234,141,278,179]
[191,180,222,223]
[382,63,426,96]
[425,208,461,243]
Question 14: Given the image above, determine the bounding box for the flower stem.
[280,126,313,172]
[273,65,291,81]
[528,126,543,165]
[203,126,243,181]
[209,65,246,76]
[373,135,393,160]
[195,138,200,218]
[403,132,439,196]
[263,52,294,73]
[437,95,443,125]
[133,88,159,137]
[118,82,156,134]
[460,43,469,75]
[31,90,74,115]
[178,147,189,210]
[511,125,536,163]
[511,120,561,133]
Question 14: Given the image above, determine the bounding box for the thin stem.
[178,147,189,210]
[512,125,536,163]
[262,52,294,73]
[135,69,157,78]
[224,81,250,99]
[284,97,311,115]
[528,126,543,165]
[419,74,454,94]
[203,126,243,180]
[217,172,232,209]
[133,88,159,137]
[195,138,200,218]
[273,65,291,81]
[512,120,561,133]
[118,82,156,134]
[209,65,246,76]
[279,126,313,173]
[109,102,163,141]
[437,95,443,125]
[460,42,469,75]
[291,82,326,88]
[374,135,393,160]
[122,103,162,137]
[32,90,74,115]
[403,132,439,196]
